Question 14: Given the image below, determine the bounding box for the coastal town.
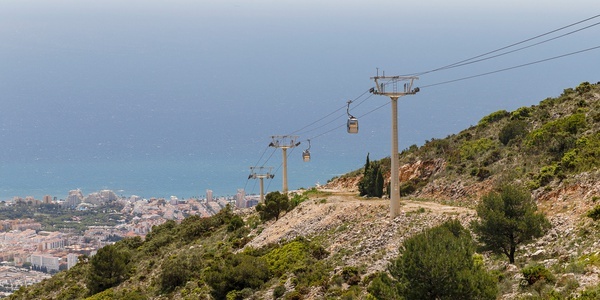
[0,188,259,297]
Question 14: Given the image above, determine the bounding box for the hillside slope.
[9,82,600,300]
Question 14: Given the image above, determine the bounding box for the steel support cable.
[420,45,600,89]
[305,99,392,142]
[260,147,278,168]
[286,88,372,136]
[423,20,600,73]
[244,144,272,191]
[404,14,600,77]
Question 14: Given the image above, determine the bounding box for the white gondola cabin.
[346,100,358,134]
[302,139,311,162]
[302,149,311,162]
[347,117,358,134]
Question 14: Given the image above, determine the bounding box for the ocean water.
[0,151,365,201]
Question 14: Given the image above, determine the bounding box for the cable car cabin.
[347,117,359,134]
[302,149,311,162]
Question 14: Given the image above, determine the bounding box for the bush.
[499,120,528,145]
[459,138,496,161]
[160,255,194,292]
[586,205,600,221]
[471,167,491,181]
[525,114,586,158]
[479,110,509,126]
[273,285,286,299]
[367,272,400,300]
[205,253,270,299]
[341,266,361,285]
[390,220,498,299]
[576,81,592,94]
[511,107,531,120]
[522,264,555,285]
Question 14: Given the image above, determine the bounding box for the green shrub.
[227,215,244,232]
[273,285,286,299]
[341,266,361,285]
[460,138,496,161]
[390,220,498,299]
[471,167,491,181]
[576,81,592,94]
[263,241,309,276]
[522,264,555,285]
[479,110,509,126]
[511,107,531,120]
[499,120,528,145]
[399,178,427,196]
[160,255,193,292]
[205,253,270,299]
[525,114,586,157]
[367,272,400,300]
[587,205,600,221]
[521,264,556,285]
[560,134,600,172]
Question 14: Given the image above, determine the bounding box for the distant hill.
[9,82,600,299]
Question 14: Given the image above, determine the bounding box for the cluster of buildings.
[0,188,262,296]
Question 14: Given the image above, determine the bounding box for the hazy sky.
[1,0,599,195]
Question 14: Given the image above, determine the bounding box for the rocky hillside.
[8,82,600,300]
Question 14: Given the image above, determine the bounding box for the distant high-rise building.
[43,195,52,204]
[30,254,60,271]
[66,189,83,208]
[206,189,213,202]
[67,253,78,269]
[235,189,245,208]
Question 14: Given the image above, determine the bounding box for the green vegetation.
[255,191,289,221]
[479,109,510,126]
[472,185,551,264]
[380,220,497,299]
[0,202,126,234]
[11,82,600,300]
[86,243,132,295]
[522,264,555,285]
[358,153,385,198]
[587,205,600,221]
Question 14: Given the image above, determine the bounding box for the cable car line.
[417,20,600,75]
[246,15,600,193]
[286,88,372,136]
[404,13,600,77]
[420,44,600,89]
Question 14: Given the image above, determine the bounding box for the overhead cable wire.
[306,99,392,141]
[287,88,372,136]
[405,14,600,77]
[420,45,600,88]
[260,147,278,168]
[426,20,600,73]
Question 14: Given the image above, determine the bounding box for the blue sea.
[0,152,366,202]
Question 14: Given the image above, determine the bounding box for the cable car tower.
[370,73,419,218]
[248,166,275,203]
[268,135,300,193]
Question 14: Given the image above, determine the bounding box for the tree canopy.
[358,153,385,198]
[471,185,551,264]
[388,220,498,300]
[86,243,131,295]
[255,191,289,221]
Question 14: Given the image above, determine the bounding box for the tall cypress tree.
[359,153,385,198]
